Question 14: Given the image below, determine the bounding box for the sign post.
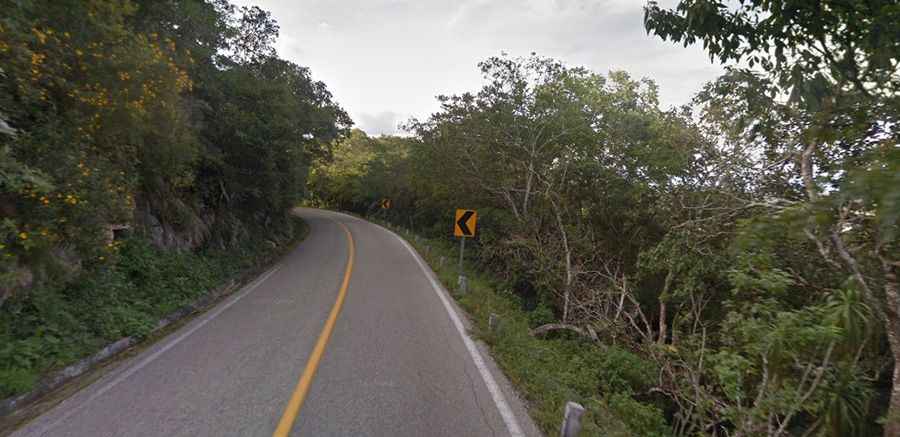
[453,209,477,289]
[459,237,465,273]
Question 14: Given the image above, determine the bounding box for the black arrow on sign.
[456,210,474,236]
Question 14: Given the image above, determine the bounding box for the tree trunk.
[553,203,573,323]
[530,323,598,341]
[658,300,667,344]
[887,342,900,437]
[523,158,534,216]
[800,142,818,201]
[658,268,674,344]
[882,258,900,437]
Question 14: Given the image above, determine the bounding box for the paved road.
[13,208,541,437]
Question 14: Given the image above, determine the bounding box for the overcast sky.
[231,0,723,136]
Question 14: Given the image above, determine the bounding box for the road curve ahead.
[13,208,541,437]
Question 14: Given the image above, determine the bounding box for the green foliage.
[387,223,668,436]
[644,0,900,110]
[641,4,898,434]
[0,1,345,399]
[606,393,669,437]
[315,39,895,433]
[199,57,349,242]
[596,346,657,396]
[308,129,411,213]
[527,301,556,328]
[0,218,305,399]
[0,0,348,291]
[0,368,36,398]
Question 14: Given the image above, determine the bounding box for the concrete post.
[457,275,468,293]
[560,401,585,437]
[488,313,499,332]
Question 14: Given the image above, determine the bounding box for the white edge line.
[388,228,526,437]
[27,264,283,437]
[303,210,525,436]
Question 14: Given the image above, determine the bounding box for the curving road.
[12,208,541,437]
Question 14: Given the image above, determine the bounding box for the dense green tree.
[312,45,895,434]
[308,129,411,213]
[199,57,349,245]
[0,0,349,297]
[646,1,899,435]
[313,54,721,434]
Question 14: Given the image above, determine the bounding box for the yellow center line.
[273,219,355,437]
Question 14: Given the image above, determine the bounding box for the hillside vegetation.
[1,1,897,436]
[1,0,347,396]
[310,2,900,435]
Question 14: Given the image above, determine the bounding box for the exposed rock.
[0,265,33,307]
[50,245,81,279]
[135,203,210,251]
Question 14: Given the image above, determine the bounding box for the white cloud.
[232,0,723,136]
[357,111,403,136]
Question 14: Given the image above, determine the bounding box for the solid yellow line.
[273,220,354,437]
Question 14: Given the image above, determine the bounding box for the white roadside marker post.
[560,401,585,437]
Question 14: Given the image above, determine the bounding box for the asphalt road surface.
[13,208,541,437]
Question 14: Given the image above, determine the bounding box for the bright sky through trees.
[231,0,723,135]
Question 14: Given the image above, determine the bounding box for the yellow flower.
[31,53,45,66]
[18,232,28,240]
[32,28,47,44]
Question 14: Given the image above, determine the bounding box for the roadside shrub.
[606,392,670,437]
[0,368,37,398]
[596,345,657,395]
[0,218,305,399]
[527,301,556,328]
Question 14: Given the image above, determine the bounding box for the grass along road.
[377,220,670,437]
